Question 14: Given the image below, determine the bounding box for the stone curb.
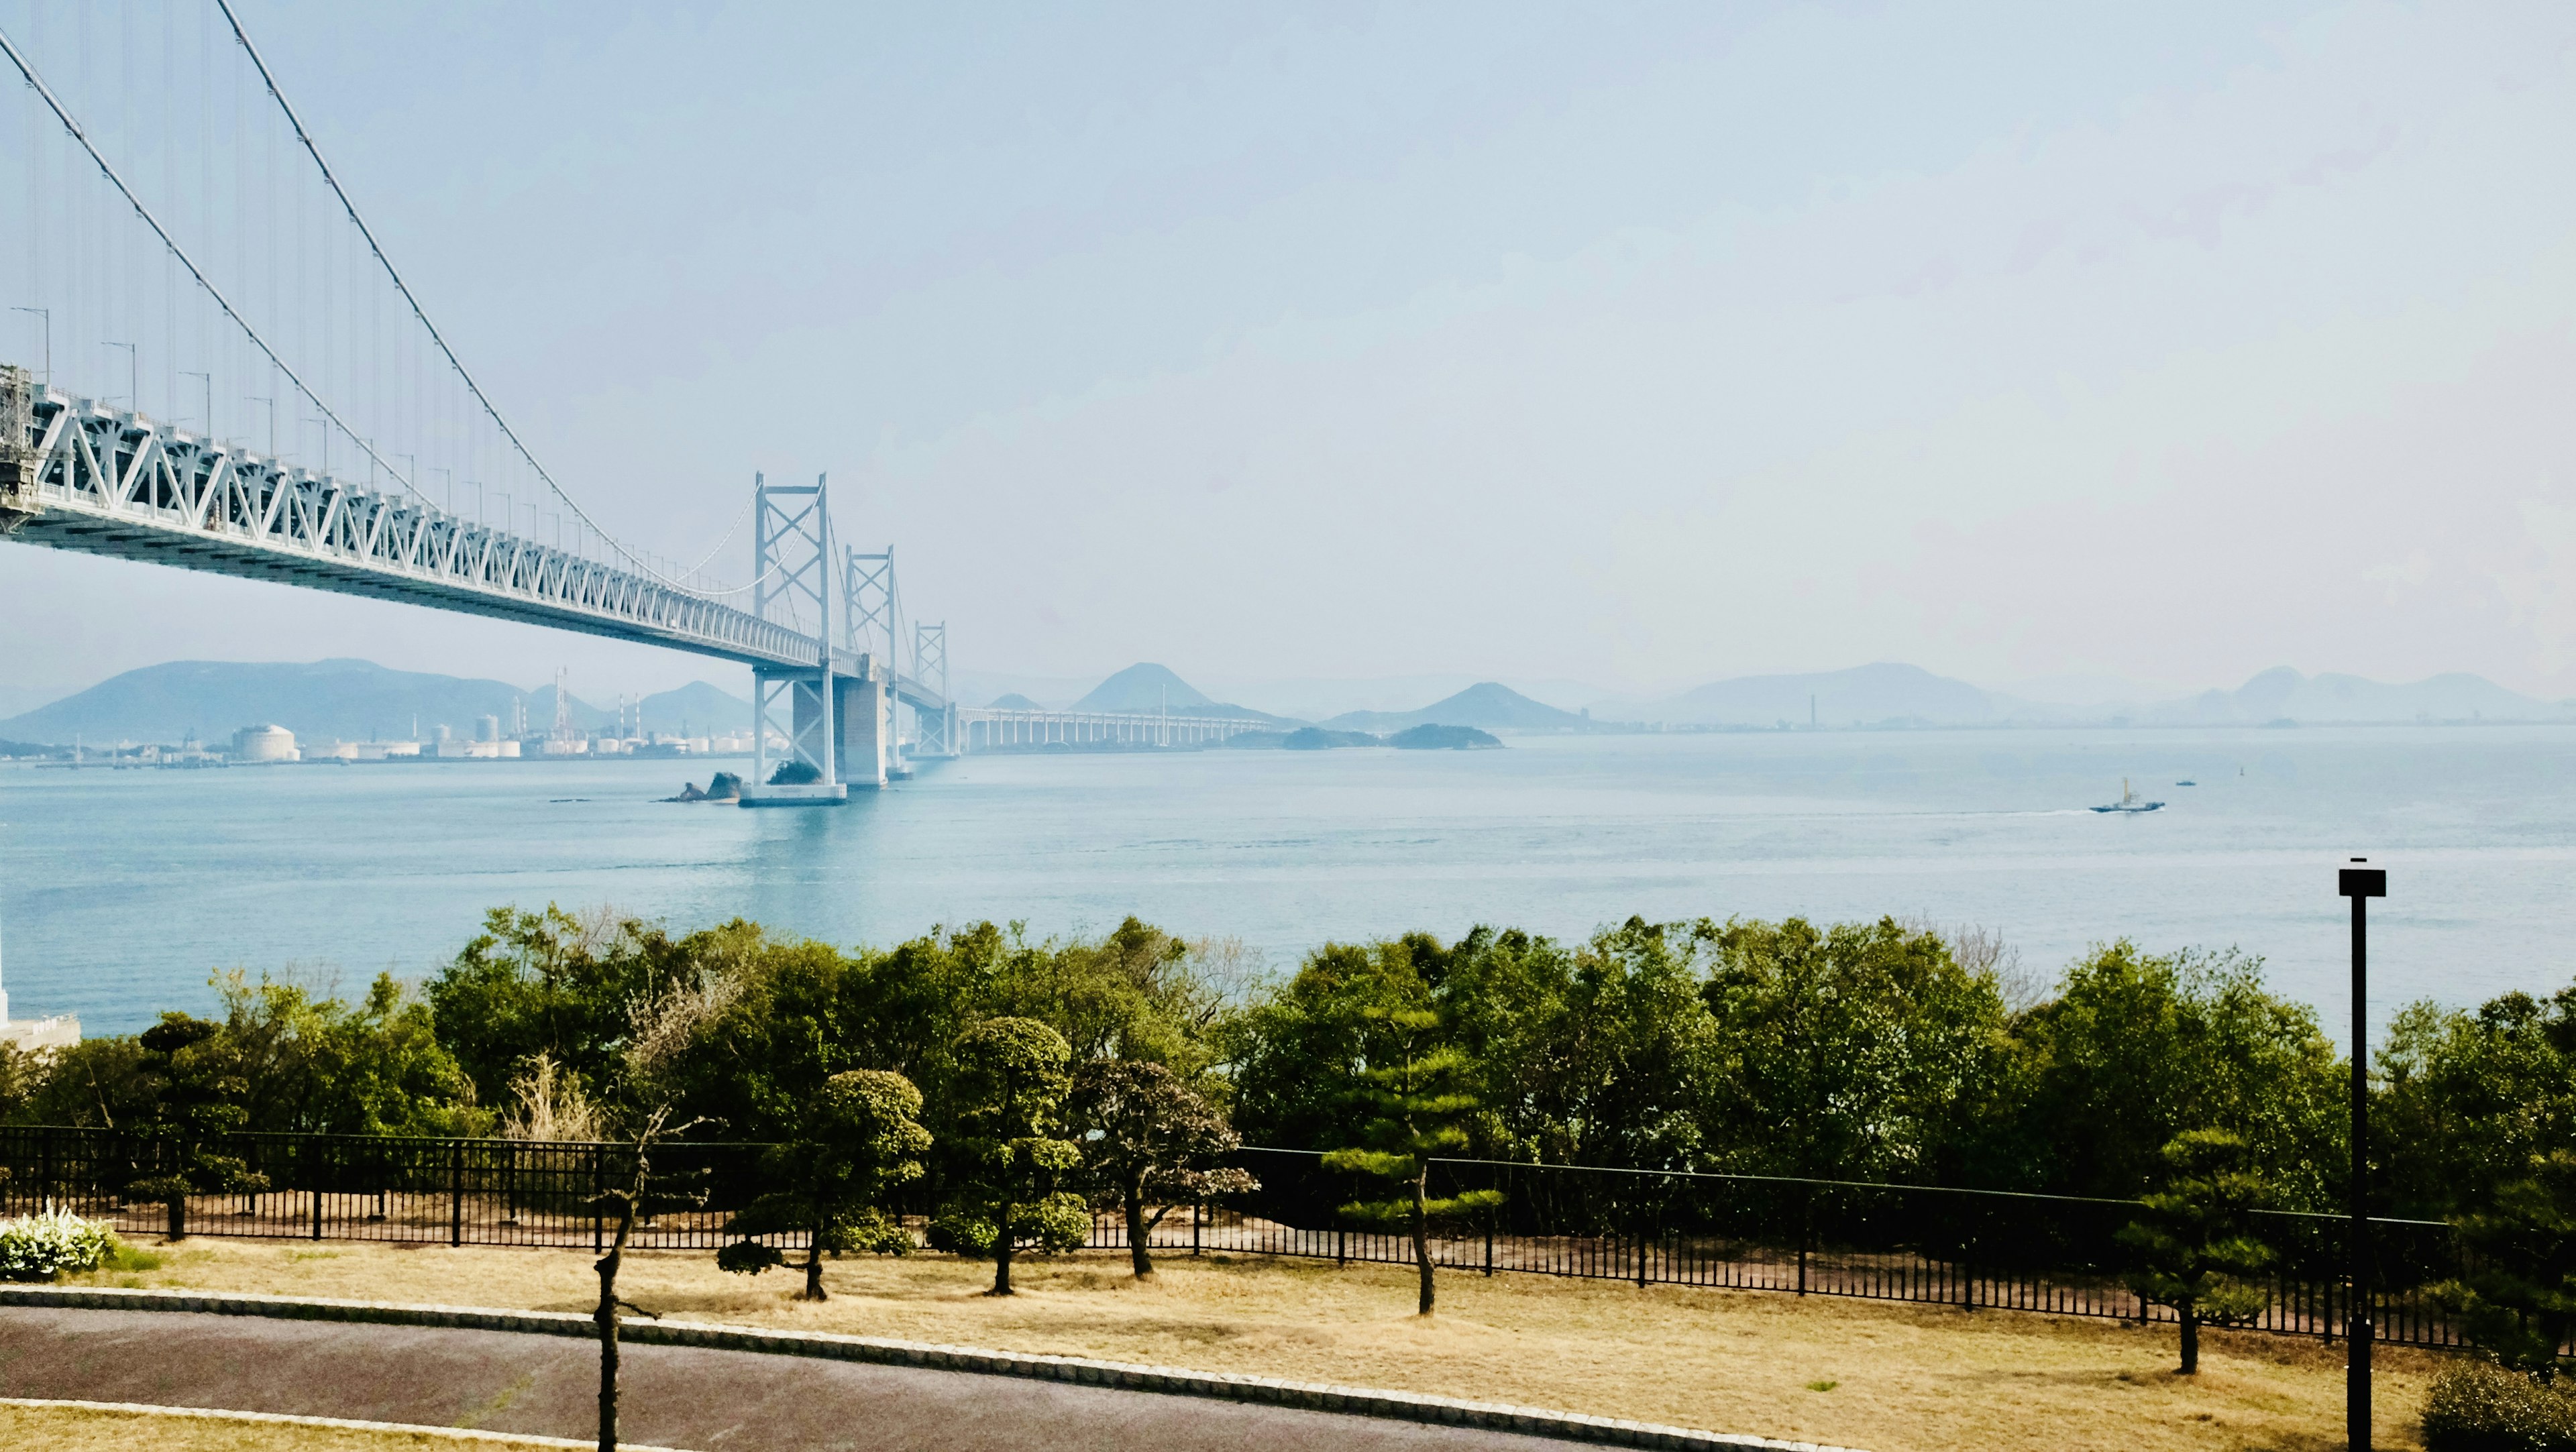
[1,1285,1864,1452]
[0,1394,690,1450]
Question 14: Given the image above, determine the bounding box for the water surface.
[5,726,2570,1041]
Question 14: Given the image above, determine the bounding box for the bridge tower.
[745,473,846,804]
[913,622,954,756]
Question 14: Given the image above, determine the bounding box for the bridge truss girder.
[1,373,819,667]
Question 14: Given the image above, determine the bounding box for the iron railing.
[0,1127,2508,1353]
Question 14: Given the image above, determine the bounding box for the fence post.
[1796,1184,1810,1296]
[1635,1190,1652,1289]
[40,1127,54,1213]
[1484,1207,1495,1278]
[1960,1205,1977,1311]
[592,1144,604,1255]
[1193,1198,1203,1256]
[449,1141,464,1247]
[1337,1225,1346,1268]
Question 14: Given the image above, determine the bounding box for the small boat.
[2092,778,2164,814]
[2175,779,2196,787]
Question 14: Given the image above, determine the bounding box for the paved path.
[0,1306,1584,1451]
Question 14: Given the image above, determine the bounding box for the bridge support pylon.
[741,472,848,806]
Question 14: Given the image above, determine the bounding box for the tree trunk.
[594,1195,636,1452]
[802,1209,828,1301]
[2179,1307,2200,1376]
[1125,1173,1155,1280]
[1412,1169,1434,1317]
[992,1195,1016,1296]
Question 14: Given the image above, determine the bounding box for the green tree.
[2009,943,2343,1203]
[2118,1129,2275,1374]
[1321,1007,1503,1316]
[425,905,683,1112]
[2433,1150,2576,1382]
[1223,934,1442,1152]
[1070,1059,1255,1280]
[988,917,1222,1071]
[1701,917,2011,1182]
[936,1017,1087,1295]
[718,1069,932,1300]
[2377,988,2576,1222]
[1444,921,1721,1170]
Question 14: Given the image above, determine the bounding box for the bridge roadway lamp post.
[2337,856,2385,1452]
[103,341,136,408]
[9,308,46,387]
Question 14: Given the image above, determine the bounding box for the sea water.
[3,726,2571,1041]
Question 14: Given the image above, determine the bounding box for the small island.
[1389,723,1501,750]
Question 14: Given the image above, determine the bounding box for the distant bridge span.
[1,371,1273,793]
[0,369,949,796]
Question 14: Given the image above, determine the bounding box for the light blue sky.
[5,1,2575,706]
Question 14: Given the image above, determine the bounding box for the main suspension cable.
[0,16,429,504]
[212,0,731,595]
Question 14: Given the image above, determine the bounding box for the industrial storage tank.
[230,724,298,762]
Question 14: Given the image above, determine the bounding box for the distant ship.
[2092,778,2164,814]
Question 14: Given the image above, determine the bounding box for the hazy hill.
[0,659,747,745]
[1627,663,1996,727]
[635,680,753,736]
[1075,663,1214,712]
[2146,667,2571,724]
[986,692,1044,710]
[1325,681,1588,734]
[1071,663,1295,722]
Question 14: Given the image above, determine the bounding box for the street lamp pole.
[9,307,48,387]
[103,340,136,409]
[2338,856,2386,1452]
[180,371,211,435]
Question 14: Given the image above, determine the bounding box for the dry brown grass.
[68,1237,2439,1452]
[0,1402,594,1451]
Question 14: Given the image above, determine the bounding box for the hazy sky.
[7,1,2575,705]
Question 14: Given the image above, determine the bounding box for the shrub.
[2422,1359,2576,1452]
[0,1209,120,1281]
[925,1195,1089,1260]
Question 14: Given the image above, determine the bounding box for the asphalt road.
[0,1306,1587,1451]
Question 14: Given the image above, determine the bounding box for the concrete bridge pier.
[837,669,888,789]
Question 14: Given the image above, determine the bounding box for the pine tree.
[1322,1007,1503,1316]
[2118,1129,2274,1374]
[716,1069,932,1300]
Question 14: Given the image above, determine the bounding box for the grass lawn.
[0,1402,604,1450]
[66,1237,2440,1452]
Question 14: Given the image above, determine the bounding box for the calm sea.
[4,727,2572,1042]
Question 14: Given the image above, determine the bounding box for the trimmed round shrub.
[926,1210,996,1258]
[2423,1359,2576,1452]
[0,1209,119,1281]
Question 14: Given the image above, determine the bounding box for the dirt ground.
[64,1237,2440,1452]
[0,1402,603,1451]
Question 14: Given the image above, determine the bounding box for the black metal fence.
[1102,1148,2487,1353]
[0,1127,2500,1353]
[0,1127,764,1251]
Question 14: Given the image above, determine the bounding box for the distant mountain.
[1325,681,1589,734]
[1070,663,1295,723]
[2144,667,2572,725]
[636,681,751,736]
[0,659,747,745]
[987,693,1044,710]
[1625,663,1996,727]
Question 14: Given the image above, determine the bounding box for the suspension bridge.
[0,2,1265,799]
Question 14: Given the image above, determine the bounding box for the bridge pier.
[837,669,888,789]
